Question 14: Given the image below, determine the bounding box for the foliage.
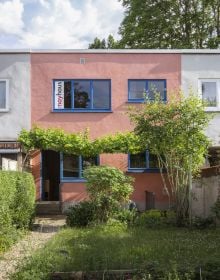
[135,209,176,228]
[113,208,138,225]
[118,0,220,49]
[66,201,96,227]
[0,171,35,252]
[129,94,211,225]
[18,127,142,157]
[11,226,220,280]
[88,35,121,49]
[83,166,134,222]
[192,216,215,229]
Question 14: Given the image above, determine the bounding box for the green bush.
[66,201,96,227]
[135,209,176,228]
[0,171,35,251]
[113,208,138,225]
[84,166,134,223]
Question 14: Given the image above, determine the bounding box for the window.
[128,151,160,172]
[199,79,220,111]
[0,153,17,171]
[0,79,9,112]
[61,153,99,181]
[128,79,166,102]
[53,79,111,112]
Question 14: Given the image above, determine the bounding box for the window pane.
[202,82,217,107]
[82,156,98,170]
[63,154,79,177]
[64,81,72,108]
[74,81,90,108]
[148,80,165,100]
[149,154,159,168]
[130,153,146,168]
[0,81,6,109]
[129,81,146,99]
[93,81,110,109]
[0,153,17,170]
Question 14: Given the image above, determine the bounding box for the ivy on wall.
[18,127,143,156]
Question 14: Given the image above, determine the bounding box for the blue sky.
[0,0,124,49]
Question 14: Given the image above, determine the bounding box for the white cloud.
[0,0,24,35]
[0,0,124,48]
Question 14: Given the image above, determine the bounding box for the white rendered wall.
[182,54,220,146]
[0,54,30,140]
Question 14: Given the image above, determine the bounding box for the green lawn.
[11,224,220,280]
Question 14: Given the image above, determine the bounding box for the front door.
[42,150,60,201]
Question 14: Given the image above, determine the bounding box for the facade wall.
[31,52,181,210]
[181,54,220,146]
[0,54,30,140]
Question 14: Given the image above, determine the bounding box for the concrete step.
[36,201,61,215]
[32,215,66,233]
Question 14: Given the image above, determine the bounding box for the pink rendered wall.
[31,53,181,209]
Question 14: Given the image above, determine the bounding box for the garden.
[1,94,220,279]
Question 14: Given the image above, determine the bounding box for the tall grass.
[11,225,220,280]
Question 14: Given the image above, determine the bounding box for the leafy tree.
[118,0,220,49]
[89,35,121,49]
[129,93,211,225]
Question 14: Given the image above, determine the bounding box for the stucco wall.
[31,53,181,208]
[0,54,30,140]
[181,54,220,146]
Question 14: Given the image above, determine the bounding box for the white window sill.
[0,109,9,113]
[205,107,220,112]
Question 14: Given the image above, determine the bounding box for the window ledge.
[0,109,9,113]
[126,100,167,104]
[204,107,220,112]
[61,178,86,183]
[127,168,161,173]
[52,109,112,113]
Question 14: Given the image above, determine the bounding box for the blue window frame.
[53,79,111,112]
[128,79,167,102]
[60,153,99,182]
[128,151,160,173]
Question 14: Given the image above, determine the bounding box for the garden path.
[0,215,66,280]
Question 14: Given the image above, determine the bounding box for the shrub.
[0,171,35,251]
[135,209,176,228]
[113,208,138,225]
[192,216,215,229]
[66,201,96,227]
[84,166,134,223]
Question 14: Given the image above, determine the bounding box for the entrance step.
[32,215,66,233]
[36,201,61,215]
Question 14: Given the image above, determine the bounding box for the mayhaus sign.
[54,81,64,109]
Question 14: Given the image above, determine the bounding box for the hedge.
[0,171,36,251]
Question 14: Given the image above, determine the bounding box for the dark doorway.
[42,150,60,201]
[145,191,155,210]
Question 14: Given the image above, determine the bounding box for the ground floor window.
[128,151,160,172]
[0,153,18,170]
[61,154,99,181]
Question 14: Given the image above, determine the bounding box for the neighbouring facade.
[1,49,220,212]
[0,51,30,171]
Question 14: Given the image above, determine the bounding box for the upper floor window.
[0,79,9,112]
[128,151,160,172]
[199,79,220,111]
[61,153,99,181]
[128,79,166,102]
[53,79,111,112]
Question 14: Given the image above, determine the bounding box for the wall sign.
[0,142,20,149]
[54,81,64,109]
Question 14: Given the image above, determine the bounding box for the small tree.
[84,166,134,222]
[129,94,211,225]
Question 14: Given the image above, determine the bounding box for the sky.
[0,0,124,49]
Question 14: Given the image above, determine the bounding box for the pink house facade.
[31,50,181,211]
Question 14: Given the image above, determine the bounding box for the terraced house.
[1,49,220,213]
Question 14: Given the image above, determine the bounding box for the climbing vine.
[18,127,143,156]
